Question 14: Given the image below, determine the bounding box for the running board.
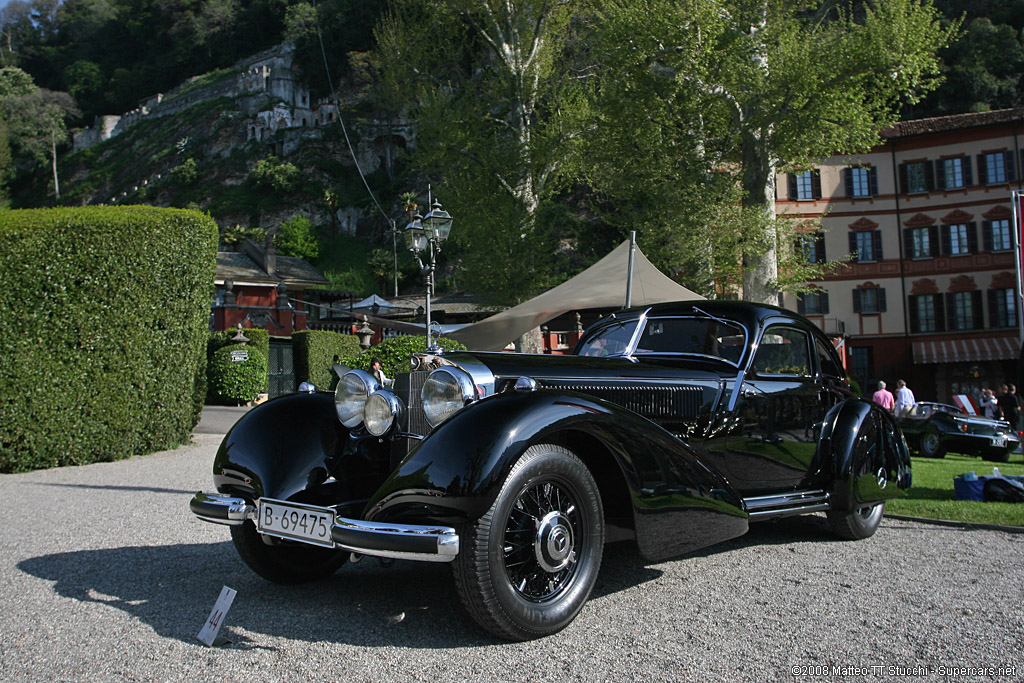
[743,490,831,520]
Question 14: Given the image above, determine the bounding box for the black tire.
[452,444,604,641]
[984,450,1012,463]
[230,520,349,584]
[827,501,885,540]
[919,427,946,458]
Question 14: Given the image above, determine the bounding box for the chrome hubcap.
[535,511,576,572]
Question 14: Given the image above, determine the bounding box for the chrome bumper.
[190,492,459,563]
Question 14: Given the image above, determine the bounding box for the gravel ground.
[1,434,1022,682]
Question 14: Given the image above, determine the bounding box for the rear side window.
[815,338,844,379]
[753,326,811,377]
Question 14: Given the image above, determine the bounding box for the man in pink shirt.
[872,380,895,413]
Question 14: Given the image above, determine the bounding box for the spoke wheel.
[453,444,604,641]
[827,501,885,540]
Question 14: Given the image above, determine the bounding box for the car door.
[720,323,822,491]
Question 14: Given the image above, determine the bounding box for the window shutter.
[787,173,797,200]
[929,225,940,257]
[945,293,955,330]
[978,154,989,185]
[983,221,993,252]
[934,160,946,190]
[797,295,806,315]
[939,224,951,256]
[908,295,920,333]
[873,230,883,260]
[816,233,826,262]
[848,232,858,261]
[869,166,878,196]
[898,164,908,194]
[988,289,998,327]
[1006,151,1017,182]
[811,170,822,199]
[852,289,862,313]
[903,228,913,257]
[844,168,854,197]
[925,161,935,190]
[962,157,973,186]
[971,290,983,329]
[821,291,830,314]
[966,222,977,254]
[878,288,887,312]
[935,294,946,332]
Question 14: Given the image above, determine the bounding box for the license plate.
[257,498,335,548]
[991,436,1006,447]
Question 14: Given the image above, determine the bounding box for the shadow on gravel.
[30,482,197,496]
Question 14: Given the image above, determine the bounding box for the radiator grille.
[390,371,430,467]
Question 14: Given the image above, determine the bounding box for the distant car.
[898,402,1019,462]
[191,301,910,641]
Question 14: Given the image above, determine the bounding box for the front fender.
[819,399,911,510]
[211,392,361,510]
[364,390,748,562]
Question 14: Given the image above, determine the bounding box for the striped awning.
[912,337,1020,364]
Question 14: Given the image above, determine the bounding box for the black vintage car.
[191,301,910,641]
[898,402,1019,462]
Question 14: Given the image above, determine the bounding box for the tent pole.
[625,231,636,308]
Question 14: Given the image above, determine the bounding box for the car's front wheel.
[920,427,946,458]
[827,501,884,540]
[230,520,349,584]
[452,443,604,641]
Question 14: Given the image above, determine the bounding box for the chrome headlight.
[422,367,476,427]
[365,390,403,437]
[334,370,379,428]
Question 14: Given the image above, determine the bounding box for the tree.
[275,215,320,261]
[587,0,955,303]
[374,0,586,305]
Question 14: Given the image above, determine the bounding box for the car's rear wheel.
[984,449,1012,463]
[827,501,884,540]
[920,427,946,458]
[452,444,604,641]
[230,520,349,584]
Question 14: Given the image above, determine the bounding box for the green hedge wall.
[207,344,269,404]
[205,329,269,404]
[0,206,218,472]
[346,336,467,379]
[292,329,363,390]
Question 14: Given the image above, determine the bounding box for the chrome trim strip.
[744,490,829,513]
[190,492,255,526]
[747,502,831,520]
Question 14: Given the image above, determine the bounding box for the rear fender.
[819,399,912,510]
[364,390,748,562]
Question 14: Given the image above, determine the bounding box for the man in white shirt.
[894,379,916,417]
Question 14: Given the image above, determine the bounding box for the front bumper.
[190,492,459,563]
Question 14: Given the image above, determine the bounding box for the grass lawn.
[886,451,1024,526]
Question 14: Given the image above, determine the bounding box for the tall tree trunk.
[50,130,60,201]
[740,130,778,305]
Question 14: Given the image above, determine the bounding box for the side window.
[753,326,811,377]
[815,339,843,379]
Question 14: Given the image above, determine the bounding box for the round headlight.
[334,370,379,428]
[422,367,476,427]
[365,390,403,437]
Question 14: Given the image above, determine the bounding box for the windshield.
[577,319,640,357]
[634,317,746,365]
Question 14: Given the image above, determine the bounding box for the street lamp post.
[403,192,453,351]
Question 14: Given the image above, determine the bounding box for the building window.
[984,219,1013,252]
[848,230,882,262]
[908,294,944,333]
[853,288,886,314]
[909,227,933,258]
[796,232,825,263]
[845,166,878,198]
[978,151,1016,185]
[935,157,971,190]
[797,290,829,315]
[900,161,932,194]
[788,170,821,201]
[946,291,982,331]
[989,288,1017,328]
[942,223,975,256]
[850,347,871,382]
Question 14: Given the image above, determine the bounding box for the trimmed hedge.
[205,329,269,404]
[207,344,268,404]
[345,335,467,379]
[292,329,363,390]
[0,206,218,472]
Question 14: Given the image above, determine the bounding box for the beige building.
[777,108,1024,403]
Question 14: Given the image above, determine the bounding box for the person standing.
[370,357,393,387]
[894,379,916,417]
[872,380,895,413]
[997,384,1020,427]
[980,388,1000,419]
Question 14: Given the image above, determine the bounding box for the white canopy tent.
[448,239,703,351]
